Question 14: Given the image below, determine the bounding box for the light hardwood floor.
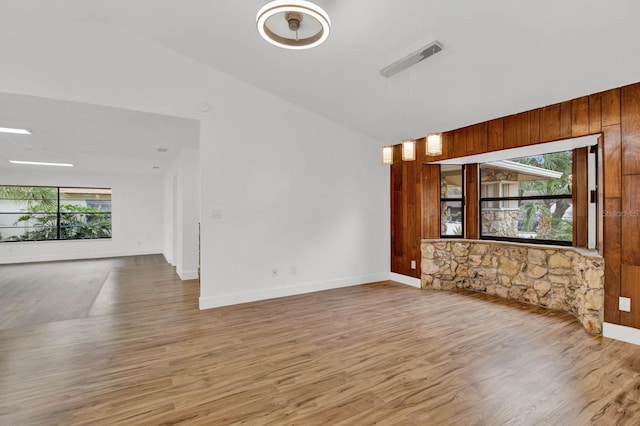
[1,257,639,425]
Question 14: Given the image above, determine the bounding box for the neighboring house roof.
[483,160,563,181]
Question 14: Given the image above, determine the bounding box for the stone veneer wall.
[481,209,519,237]
[421,239,605,334]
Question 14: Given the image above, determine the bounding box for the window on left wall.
[0,186,112,242]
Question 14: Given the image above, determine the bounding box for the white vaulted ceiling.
[1,0,640,166]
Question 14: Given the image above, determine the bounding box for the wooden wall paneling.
[422,164,441,239]
[406,200,417,277]
[620,264,640,328]
[472,122,488,155]
[589,93,602,134]
[412,142,425,277]
[560,100,573,139]
[503,114,518,149]
[601,88,621,127]
[621,83,640,175]
[487,118,504,152]
[464,126,475,155]
[392,189,404,258]
[573,148,589,248]
[540,104,561,143]
[442,131,454,160]
[603,125,622,198]
[515,111,531,147]
[621,174,640,265]
[391,145,403,191]
[529,108,541,145]
[465,124,488,155]
[391,145,411,275]
[571,96,589,137]
[453,128,468,158]
[391,145,403,260]
[405,157,420,278]
[603,197,622,324]
[390,140,422,278]
[465,164,479,239]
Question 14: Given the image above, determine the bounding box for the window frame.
[478,151,574,247]
[0,185,112,243]
[440,165,465,238]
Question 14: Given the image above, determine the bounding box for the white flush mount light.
[256,0,331,50]
[9,160,73,167]
[0,127,31,135]
[426,133,442,156]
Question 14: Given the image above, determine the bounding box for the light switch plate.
[619,297,631,312]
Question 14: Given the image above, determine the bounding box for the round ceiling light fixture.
[256,1,331,50]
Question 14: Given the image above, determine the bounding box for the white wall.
[198,81,390,307]
[0,169,164,264]
[163,148,200,280]
[0,20,390,305]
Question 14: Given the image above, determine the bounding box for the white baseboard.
[199,273,389,310]
[177,268,199,280]
[389,272,421,288]
[0,249,163,264]
[603,322,640,346]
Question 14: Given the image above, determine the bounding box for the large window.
[0,186,112,242]
[441,165,464,237]
[480,150,572,245]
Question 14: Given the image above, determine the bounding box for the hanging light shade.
[256,1,331,50]
[402,139,416,161]
[381,146,393,165]
[426,133,442,156]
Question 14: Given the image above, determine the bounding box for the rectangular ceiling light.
[380,40,443,78]
[9,160,74,167]
[0,127,32,135]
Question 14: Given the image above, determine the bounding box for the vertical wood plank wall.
[389,81,640,330]
[390,142,423,278]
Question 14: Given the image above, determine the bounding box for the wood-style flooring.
[1,257,639,425]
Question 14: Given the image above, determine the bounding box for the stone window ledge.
[421,239,604,334]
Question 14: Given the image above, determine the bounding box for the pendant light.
[382,146,393,165]
[426,133,442,156]
[402,139,416,161]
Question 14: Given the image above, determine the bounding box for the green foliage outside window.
[0,186,111,242]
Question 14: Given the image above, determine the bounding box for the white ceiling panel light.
[9,160,74,167]
[0,127,31,135]
[380,41,443,79]
[256,0,331,50]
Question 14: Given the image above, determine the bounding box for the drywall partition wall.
[163,148,200,280]
[180,148,200,280]
[0,169,164,264]
[0,20,390,305]
[198,90,391,308]
[162,172,176,266]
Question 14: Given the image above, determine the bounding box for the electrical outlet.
[271,268,278,278]
[410,260,417,270]
[619,297,631,312]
